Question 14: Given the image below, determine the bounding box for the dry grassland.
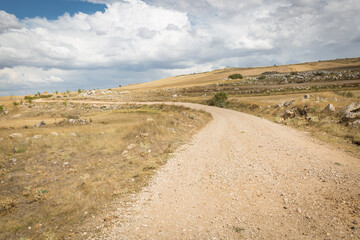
[121,58,360,90]
[0,102,211,239]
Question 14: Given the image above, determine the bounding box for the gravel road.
[38,100,360,239]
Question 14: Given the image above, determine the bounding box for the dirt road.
[38,100,360,239]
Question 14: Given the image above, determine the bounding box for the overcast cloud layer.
[1,0,359,96]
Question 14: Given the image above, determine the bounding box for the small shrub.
[0,105,3,112]
[55,90,58,94]
[259,76,266,80]
[77,89,81,94]
[207,92,229,108]
[345,92,354,98]
[228,74,243,79]
[13,101,19,106]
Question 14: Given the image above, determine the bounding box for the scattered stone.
[283,109,296,119]
[275,117,285,124]
[34,120,46,128]
[12,114,21,118]
[324,104,335,112]
[304,94,310,99]
[127,144,137,150]
[33,134,42,140]
[121,150,129,155]
[50,132,59,136]
[9,133,22,139]
[140,133,149,138]
[273,103,284,108]
[284,100,296,107]
[69,132,77,137]
[68,119,87,124]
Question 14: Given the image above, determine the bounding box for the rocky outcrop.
[340,102,360,123]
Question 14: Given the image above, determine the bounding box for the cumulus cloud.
[0,11,21,33]
[0,0,359,96]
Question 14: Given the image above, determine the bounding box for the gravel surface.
[39,100,360,239]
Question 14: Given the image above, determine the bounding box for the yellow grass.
[0,102,211,239]
[120,57,360,91]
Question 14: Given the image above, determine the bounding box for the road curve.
[39,100,360,239]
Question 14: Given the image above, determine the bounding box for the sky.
[0,0,359,96]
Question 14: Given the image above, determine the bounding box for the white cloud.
[0,11,21,33]
[0,0,359,96]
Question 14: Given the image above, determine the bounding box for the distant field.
[121,57,360,90]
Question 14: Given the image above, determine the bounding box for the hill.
[122,57,360,90]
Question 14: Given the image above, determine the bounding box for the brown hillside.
[122,58,360,90]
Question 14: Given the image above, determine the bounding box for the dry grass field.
[0,101,211,239]
[121,57,360,90]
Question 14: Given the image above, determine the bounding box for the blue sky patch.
[0,0,106,19]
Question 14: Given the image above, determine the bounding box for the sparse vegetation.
[228,73,243,79]
[0,102,211,239]
[207,92,229,108]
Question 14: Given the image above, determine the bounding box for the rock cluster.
[34,120,46,128]
[68,119,87,124]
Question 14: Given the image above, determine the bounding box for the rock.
[353,120,360,125]
[146,118,155,122]
[50,132,59,136]
[304,94,310,99]
[275,117,285,124]
[34,120,46,128]
[140,133,149,138]
[284,100,296,107]
[121,150,129,155]
[344,112,360,120]
[68,119,87,124]
[70,132,77,137]
[9,133,22,139]
[324,104,335,112]
[127,144,137,150]
[340,102,360,114]
[33,134,42,140]
[3,110,9,115]
[0,137,3,141]
[12,114,21,118]
[283,109,296,119]
[273,103,284,108]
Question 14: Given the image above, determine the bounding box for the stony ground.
[84,102,360,240]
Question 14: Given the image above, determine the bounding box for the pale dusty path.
[38,100,360,239]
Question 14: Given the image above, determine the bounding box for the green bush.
[207,92,229,108]
[228,73,243,79]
